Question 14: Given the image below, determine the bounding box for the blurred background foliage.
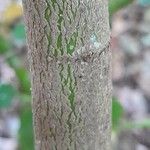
[0,0,150,150]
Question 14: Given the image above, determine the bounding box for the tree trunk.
[22,0,111,149]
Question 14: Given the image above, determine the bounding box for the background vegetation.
[0,0,150,149]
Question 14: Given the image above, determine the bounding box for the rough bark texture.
[22,0,111,149]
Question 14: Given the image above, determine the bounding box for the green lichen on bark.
[44,0,52,55]
[44,1,78,124]
[67,32,78,55]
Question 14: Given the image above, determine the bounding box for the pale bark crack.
[46,41,110,64]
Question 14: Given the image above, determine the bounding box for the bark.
[22,0,111,149]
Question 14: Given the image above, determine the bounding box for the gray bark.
[22,0,111,149]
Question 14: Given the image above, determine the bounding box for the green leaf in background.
[0,35,10,54]
[137,0,150,6]
[7,56,31,94]
[109,0,134,15]
[19,103,34,150]
[19,94,31,102]
[12,23,25,40]
[11,23,26,47]
[112,97,124,130]
[15,68,31,94]
[0,84,16,107]
[123,119,150,129]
